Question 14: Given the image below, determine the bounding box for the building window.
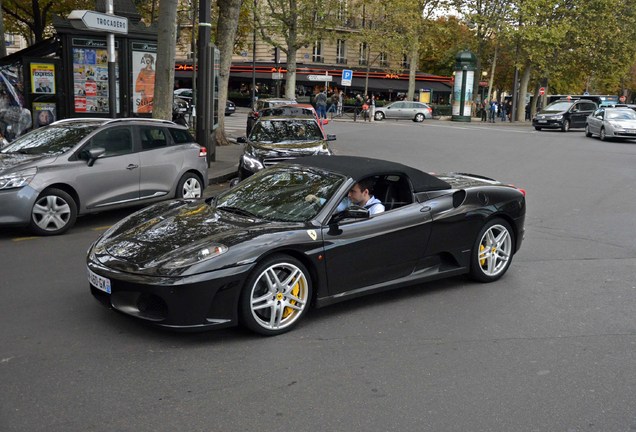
[336,40,347,64]
[379,52,388,67]
[337,0,348,23]
[313,41,323,63]
[358,43,368,66]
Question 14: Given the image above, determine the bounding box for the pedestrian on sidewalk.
[353,94,363,122]
[315,88,328,120]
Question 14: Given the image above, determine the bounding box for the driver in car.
[306,178,385,215]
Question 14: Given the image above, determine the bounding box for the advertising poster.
[72,42,114,113]
[32,102,56,128]
[30,63,56,94]
[132,49,157,113]
[451,70,475,117]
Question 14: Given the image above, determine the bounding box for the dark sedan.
[87,156,526,336]
[237,115,335,180]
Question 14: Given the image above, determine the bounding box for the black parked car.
[237,114,335,180]
[87,155,526,336]
[533,99,597,131]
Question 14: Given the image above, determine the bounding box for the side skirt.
[314,265,468,308]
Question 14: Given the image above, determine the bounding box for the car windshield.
[543,101,573,112]
[606,110,636,120]
[215,166,345,222]
[249,119,324,143]
[1,123,99,156]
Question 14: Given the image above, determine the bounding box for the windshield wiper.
[217,205,259,218]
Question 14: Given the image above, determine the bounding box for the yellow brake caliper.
[479,244,487,267]
[282,282,300,318]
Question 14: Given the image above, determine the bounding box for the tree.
[153,0,179,120]
[255,0,339,99]
[2,0,91,44]
[215,0,243,145]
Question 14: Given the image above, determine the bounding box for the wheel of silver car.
[585,125,593,137]
[561,119,570,132]
[240,255,312,336]
[599,127,607,141]
[414,113,425,122]
[29,188,77,236]
[176,173,203,198]
[374,111,384,121]
[470,219,514,283]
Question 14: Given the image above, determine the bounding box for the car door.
[321,203,433,296]
[402,102,417,119]
[137,125,184,200]
[72,126,140,210]
[588,109,603,134]
[570,102,589,128]
[385,102,405,119]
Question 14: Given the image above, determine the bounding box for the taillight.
[199,146,207,158]
[508,184,526,197]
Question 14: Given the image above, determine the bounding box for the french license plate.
[538,120,547,123]
[88,268,111,294]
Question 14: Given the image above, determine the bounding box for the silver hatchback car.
[0,118,208,235]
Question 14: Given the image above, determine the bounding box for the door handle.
[126,164,139,170]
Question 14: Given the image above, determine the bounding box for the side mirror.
[326,134,337,141]
[237,136,247,144]
[80,147,106,167]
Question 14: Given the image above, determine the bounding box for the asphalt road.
[1,117,635,432]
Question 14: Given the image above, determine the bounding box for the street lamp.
[481,70,488,103]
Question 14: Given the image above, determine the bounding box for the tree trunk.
[153,0,179,120]
[285,48,298,99]
[487,44,498,101]
[0,0,6,58]
[407,40,418,101]
[215,0,243,146]
[516,63,532,121]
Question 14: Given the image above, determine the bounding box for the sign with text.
[308,74,332,82]
[68,10,128,34]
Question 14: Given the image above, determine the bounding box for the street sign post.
[341,69,353,87]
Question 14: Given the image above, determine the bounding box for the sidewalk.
[208,142,243,184]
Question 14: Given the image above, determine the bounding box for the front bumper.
[0,185,39,226]
[533,118,563,129]
[88,259,255,331]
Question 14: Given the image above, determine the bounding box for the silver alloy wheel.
[181,177,202,198]
[476,224,513,277]
[374,111,384,121]
[414,113,424,122]
[585,125,593,137]
[600,128,607,141]
[249,262,310,332]
[32,194,72,232]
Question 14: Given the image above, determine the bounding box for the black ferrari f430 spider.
[88,155,526,335]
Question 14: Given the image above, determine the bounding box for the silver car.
[374,101,433,122]
[0,118,208,235]
[585,107,636,141]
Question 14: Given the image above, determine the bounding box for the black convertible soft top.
[291,155,451,192]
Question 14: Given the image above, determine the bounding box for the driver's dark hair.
[356,178,375,195]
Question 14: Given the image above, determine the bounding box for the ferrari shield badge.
[307,230,317,241]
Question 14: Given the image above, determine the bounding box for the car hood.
[248,141,329,157]
[95,199,299,274]
[0,152,55,173]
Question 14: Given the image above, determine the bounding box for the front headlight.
[160,243,229,269]
[609,122,623,129]
[241,153,264,171]
[552,115,563,120]
[0,167,37,190]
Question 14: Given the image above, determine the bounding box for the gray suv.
[0,118,208,235]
